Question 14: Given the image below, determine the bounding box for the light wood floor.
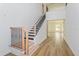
[5,34,74,56]
[32,37,74,56]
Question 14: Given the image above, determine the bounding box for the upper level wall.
[0,3,42,55]
[46,7,66,20]
[47,3,65,11]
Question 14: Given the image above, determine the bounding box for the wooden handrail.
[30,13,46,35]
[35,13,45,25]
[35,16,42,25]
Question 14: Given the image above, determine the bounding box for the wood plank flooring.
[5,34,74,56]
[32,37,74,56]
[5,37,74,56]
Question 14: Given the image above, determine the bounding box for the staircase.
[28,13,46,39]
[10,13,46,56]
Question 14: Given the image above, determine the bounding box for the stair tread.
[28,35,35,37]
[30,29,38,31]
[28,37,34,40]
[29,30,34,32]
[28,33,35,35]
[28,38,34,40]
[28,32,35,34]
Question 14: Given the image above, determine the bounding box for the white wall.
[0,3,42,55]
[46,7,66,20]
[65,3,79,55]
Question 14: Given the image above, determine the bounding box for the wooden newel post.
[22,27,29,55]
[22,28,25,51]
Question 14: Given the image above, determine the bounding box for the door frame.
[47,19,65,38]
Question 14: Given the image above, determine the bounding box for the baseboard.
[32,38,48,56]
[64,39,76,56]
[10,47,25,56]
[0,47,11,56]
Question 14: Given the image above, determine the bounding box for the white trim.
[0,47,11,56]
[64,38,78,56]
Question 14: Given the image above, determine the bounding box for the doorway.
[47,20,64,48]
